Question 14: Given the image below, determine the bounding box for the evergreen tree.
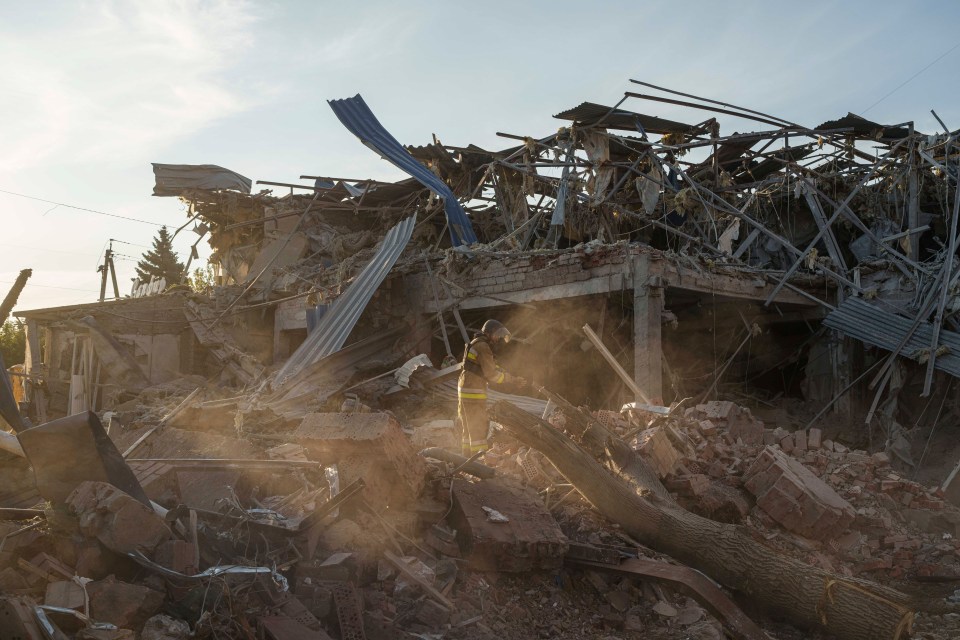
[135,227,185,284]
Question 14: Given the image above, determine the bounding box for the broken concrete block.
[665,474,709,497]
[634,427,681,477]
[727,410,763,446]
[45,580,86,609]
[449,477,568,572]
[808,428,822,450]
[410,419,459,451]
[67,481,171,555]
[743,446,855,541]
[87,579,164,632]
[793,430,807,452]
[697,401,737,422]
[697,420,717,438]
[296,412,427,506]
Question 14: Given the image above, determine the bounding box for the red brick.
[449,478,568,572]
[793,430,807,452]
[743,446,855,541]
[779,434,794,454]
[697,401,737,422]
[859,557,892,572]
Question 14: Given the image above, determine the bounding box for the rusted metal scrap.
[568,556,768,640]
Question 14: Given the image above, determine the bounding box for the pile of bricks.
[658,400,960,580]
[742,446,855,540]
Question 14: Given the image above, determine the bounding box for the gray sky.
[3,0,959,312]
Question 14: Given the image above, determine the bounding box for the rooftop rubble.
[5,79,960,638]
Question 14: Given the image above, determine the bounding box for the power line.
[0,243,96,257]
[862,41,960,115]
[0,188,164,226]
[110,238,151,248]
[0,280,99,292]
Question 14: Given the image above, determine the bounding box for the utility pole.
[97,240,120,302]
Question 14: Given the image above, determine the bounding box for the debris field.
[3,79,960,639]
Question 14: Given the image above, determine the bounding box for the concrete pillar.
[632,254,663,404]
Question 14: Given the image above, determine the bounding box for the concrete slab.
[448,477,568,572]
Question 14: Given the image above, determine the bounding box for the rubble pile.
[6,79,960,638]
[628,399,960,586]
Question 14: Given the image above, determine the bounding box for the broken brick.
[743,446,855,541]
[793,430,807,452]
[635,427,681,477]
[448,477,568,572]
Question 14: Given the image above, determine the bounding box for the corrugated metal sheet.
[152,163,251,196]
[434,380,549,416]
[823,297,960,378]
[553,102,695,135]
[273,215,416,389]
[328,95,477,247]
[815,113,915,141]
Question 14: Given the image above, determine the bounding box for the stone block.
[449,477,568,572]
[296,412,427,506]
[67,481,171,556]
[808,428,822,450]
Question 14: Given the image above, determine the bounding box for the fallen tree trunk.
[535,386,673,502]
[491,400,914,640]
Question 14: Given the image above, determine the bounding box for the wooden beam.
[583,323,652,404]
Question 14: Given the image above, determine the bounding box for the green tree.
[188,264,218,293]
[135,226,185,284]
[0,320,25,366]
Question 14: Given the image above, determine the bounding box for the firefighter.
[457,319,525,456]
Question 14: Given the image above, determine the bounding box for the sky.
[2,0,959,313]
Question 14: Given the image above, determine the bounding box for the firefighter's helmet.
[481,319,511,343]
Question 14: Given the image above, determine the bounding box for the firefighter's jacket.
[457,335,511,401]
